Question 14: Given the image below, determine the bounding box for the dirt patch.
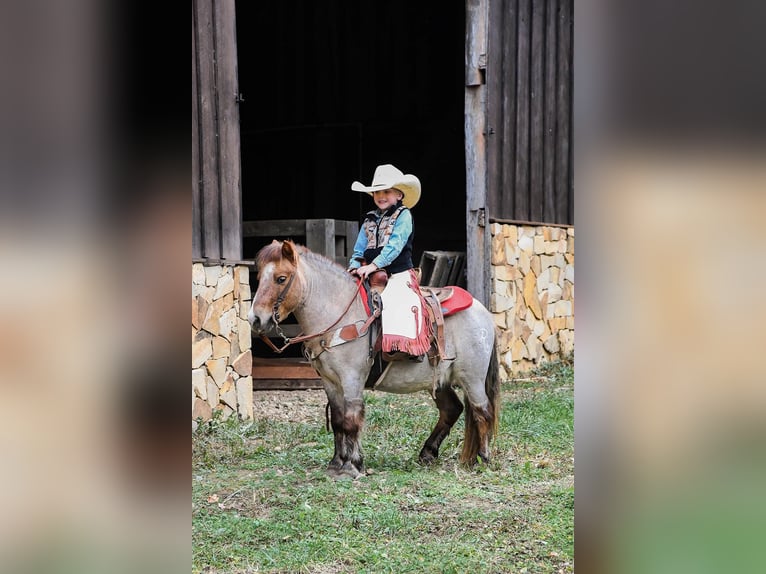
[252,389,328,424]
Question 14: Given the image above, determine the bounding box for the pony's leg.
[418,385,463,464]
[323,382,347,471]
[460,367,500,466]
[323,382,366,479]
[336,396,365,478]
[460,386,498,466]
[327,401,345,471]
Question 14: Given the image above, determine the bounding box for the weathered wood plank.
[446,253,466,287]
[306,219,335,260]
[543,0,559,222]
[430,255,451,287]
[485,0,504,218]
[555,0,572,225]
[514,0,531,221]
[192,4,202,259]
[214,0,243,260]
[489,216,571,229]
[500,0,518,220]
[242,220,308,238]
[253,379,323,391]
[467,0,490,306]
[252,358,319,380]
[529,0,545,222]
[194,0,221,258]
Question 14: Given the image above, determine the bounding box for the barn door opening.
[234,1,466,372]
[234,1,466,260]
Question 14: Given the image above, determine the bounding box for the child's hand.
[355,263,379,280]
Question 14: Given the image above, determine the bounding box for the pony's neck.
[293,255,364,333]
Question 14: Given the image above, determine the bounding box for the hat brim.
[351,175,421,209]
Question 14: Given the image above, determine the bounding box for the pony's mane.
[256,240,354,284]
[255,242,284,269]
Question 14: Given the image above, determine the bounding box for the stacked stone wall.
[490,223,574,378]
[192,264,253,420]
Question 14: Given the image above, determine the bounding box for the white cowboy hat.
[351,164,421,209]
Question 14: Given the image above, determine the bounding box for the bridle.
[259,272,369,354]
[270,270,296,340]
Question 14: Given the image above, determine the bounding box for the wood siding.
[486,0,573,224]
[192,0,242,260]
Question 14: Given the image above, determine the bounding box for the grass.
[193,358,574,573]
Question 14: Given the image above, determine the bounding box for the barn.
[192,0,573,420]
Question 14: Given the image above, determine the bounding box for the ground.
[193,359,574,574]
[250,389,328,424]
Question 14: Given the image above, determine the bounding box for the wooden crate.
[418,250,466,287]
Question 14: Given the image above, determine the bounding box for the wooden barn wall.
[486,0,573,225]
[192,0,243,260]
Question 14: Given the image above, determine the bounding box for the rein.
[260,277,368,354]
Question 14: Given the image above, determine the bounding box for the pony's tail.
[460,340,500,465]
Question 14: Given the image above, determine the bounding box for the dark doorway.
[235,1,466,264]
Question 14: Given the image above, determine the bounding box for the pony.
[248,240,499,479]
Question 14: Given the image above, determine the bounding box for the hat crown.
[371,164,404,188]
[351,163,421,208]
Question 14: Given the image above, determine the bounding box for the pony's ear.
[281,240,298,265]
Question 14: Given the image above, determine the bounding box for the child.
[347,164,431,358]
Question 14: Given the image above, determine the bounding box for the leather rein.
[259,274,372,354]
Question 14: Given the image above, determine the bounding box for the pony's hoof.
[326,463,364,480]
[418,448,438,465]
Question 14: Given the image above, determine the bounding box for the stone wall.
[490,223,574,378]
[192,263,253,420]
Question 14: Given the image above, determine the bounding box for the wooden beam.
[466,0,490,307]
[543,0,559,223]
[489,216,572,229]
[555,0,572,225]
[214,0,243,260]
[242,220,308,239]
[253,379,323,391]
[194,0,221,258]
[515,0,531,221]
[306,219,335,260]
[192,4,202,259]
[529,0,545,222]
[500,0,518,220]
[252,358,320,380]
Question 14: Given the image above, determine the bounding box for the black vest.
[362,203,414,274]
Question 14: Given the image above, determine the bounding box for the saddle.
[321,276,473,368]
[381,285,474,364]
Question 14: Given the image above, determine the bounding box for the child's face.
[372,188,403,210]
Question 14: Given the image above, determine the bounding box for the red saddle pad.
[441,286,474,317]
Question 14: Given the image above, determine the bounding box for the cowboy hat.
[351,164,421,208]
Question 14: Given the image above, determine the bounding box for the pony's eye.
[277,276,287,284]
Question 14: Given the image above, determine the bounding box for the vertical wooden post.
[514,0,531,221]
[529,0,546,221]
[192,2,202,259]
[543,0,559,223]
[214,0,243,260]
[465,0,490,306]
[194,0,221,259]
[306,219,335,261]
[555,0,572,224]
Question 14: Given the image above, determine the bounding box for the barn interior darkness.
[235,1,466,264]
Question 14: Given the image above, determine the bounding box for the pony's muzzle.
[248,309,272,335]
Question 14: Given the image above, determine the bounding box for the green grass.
[193,358,574,573]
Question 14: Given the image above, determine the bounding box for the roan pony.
[248,240,499,479]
